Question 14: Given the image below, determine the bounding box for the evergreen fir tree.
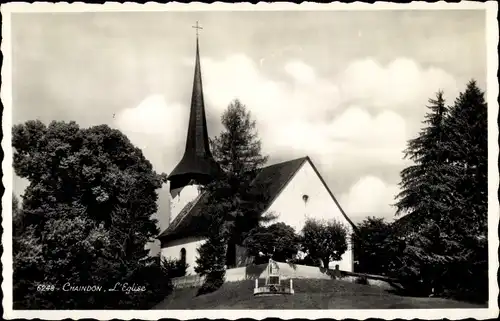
[395,91,453,229]
[443,80,488,236]
[194,209,227,295]
[193,99,271,294]
[439,80,488,301]
[393,81,488,302]
[209,99,271,266]
[393,91,460,295]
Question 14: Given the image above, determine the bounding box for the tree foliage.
[242,222,300,264]
[211,99,268,178]
[194,100,271,294]
[392,80,488,302]
[210,99,273,251]
[12,120,172,309]
[353,217,393,275]
[13,193,24,237]
[395,91,454,225]
[161,257,189,279]
[301,218,349,269]
[194,207,227,295]
[443,80,488,236]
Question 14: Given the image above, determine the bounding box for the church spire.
[168,22,220,192]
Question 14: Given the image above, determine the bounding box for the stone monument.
[253,259,294,296]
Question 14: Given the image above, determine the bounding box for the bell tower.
[167,22,221,222]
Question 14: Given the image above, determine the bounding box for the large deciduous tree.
[13,193,23,236]
[353,217,394,275]
[242,222,300,264]
[301,218,349,269]
[12,120,172,309]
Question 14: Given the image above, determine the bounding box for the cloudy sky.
[11,9,486,223]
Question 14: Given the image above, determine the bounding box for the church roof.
[167,36,221,191]
[159,156,357,244]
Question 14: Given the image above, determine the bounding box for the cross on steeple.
[168,19,220,192]
[192,21,203,38]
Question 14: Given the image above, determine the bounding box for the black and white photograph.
[1,2,498,319]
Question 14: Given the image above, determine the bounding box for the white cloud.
[338,58,460,110]
[114,94,187,173]
[114,55,458,219]
[284,60,316,84]
[339,176,400,222]
[201,55,341,124]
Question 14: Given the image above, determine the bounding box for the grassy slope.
[154,279,486,309]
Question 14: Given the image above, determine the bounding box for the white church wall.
[264,160,354,272]
[161,237,206,275]
[146,183,171,257]
[156,182,172,231]
[170,184,200,224]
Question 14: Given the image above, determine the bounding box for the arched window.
[180,248,186,265]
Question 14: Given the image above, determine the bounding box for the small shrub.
[355,275,369,285]
[197,270,225,296]
[123,260,174,309]
[161,258,188,278]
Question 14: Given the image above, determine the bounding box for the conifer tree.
[439,80,488,301]
[443,80,488,236]
[393,81,488,301]
[209,99,271,266]
[393,91,460,295]
[194,209,227,295]
[395,91,453,228]
[194,99,271,294]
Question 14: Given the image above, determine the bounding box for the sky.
[10,9,487,223]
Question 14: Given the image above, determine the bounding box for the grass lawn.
[153,279,487,309]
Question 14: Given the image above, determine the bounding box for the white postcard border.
[1,1,498,320]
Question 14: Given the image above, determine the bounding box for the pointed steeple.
[168,26,220,192]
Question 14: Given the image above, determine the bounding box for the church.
[157,33,356,275]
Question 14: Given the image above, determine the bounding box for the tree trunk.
[226,240,236,268]
[322,257,330,270]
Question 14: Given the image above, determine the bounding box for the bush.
[355,275,369,285]
[197,270,225,296]
[161,258,188,279]
[301,218,349,269]
[119,259,174,309]
[353,217,393,275]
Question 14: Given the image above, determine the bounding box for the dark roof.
[168,37,221,190]
[159,156,357,244]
